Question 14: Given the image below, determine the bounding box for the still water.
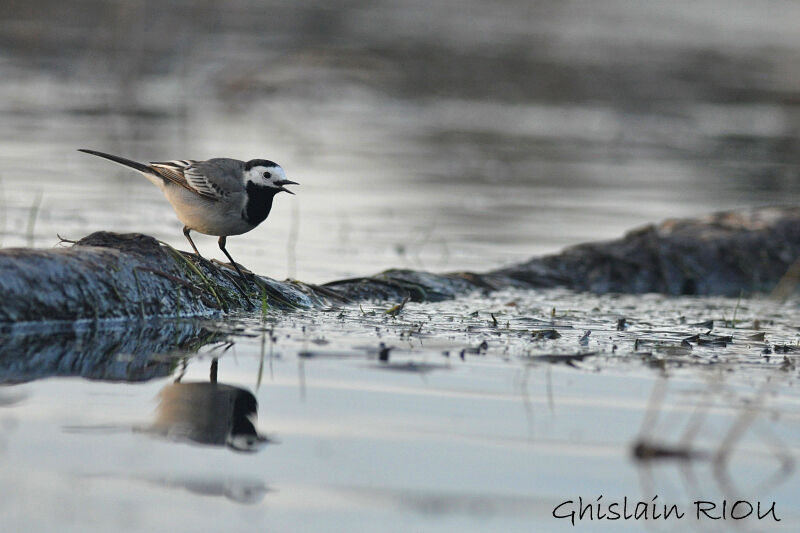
[1,1,800,531]
[2,290,800,532]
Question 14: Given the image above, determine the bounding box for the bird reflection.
[142,474,269,504]
[148,358,269,452]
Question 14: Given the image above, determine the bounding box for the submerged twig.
[386,296,409,316]
[729,290,743,328]
[57,234,78,245]
[25,190,43,248]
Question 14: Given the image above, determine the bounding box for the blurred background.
[1,0,799,282]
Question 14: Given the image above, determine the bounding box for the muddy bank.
[0,207,797,324]
[326,207,800,300]
[0,232,327,323]
[493,207,800,296]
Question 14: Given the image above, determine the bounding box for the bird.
[77,149,297,280]
[148,381,269,453]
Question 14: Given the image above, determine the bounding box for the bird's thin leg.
[183,226,202,257]
[218,236,247,280]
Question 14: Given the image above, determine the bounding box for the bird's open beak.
[275,179,298,195]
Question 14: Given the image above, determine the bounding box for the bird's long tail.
[78,149,157,176]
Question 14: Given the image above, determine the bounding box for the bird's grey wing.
[149,159,233,201]
[186,159,245,198]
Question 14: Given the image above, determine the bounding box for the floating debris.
[375,361,449,374]
[631,440,705,461]
[528,352,597,367]
[385,297,409,316]
[579,330,591,346]
[459,340,489,359]
[531,329,561,340]
[683,333,733,347]
[773,344,800,354]
[378,342,394,362]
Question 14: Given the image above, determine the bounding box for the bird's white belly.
[162,187,254,236]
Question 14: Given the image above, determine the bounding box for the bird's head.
[243,159,298,195]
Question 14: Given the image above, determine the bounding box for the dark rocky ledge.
[0,206,797,324]
[492,206,800,296]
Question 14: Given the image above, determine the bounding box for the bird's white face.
[243,163,298,194]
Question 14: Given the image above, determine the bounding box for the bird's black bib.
[243,182,278,226]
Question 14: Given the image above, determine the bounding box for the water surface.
[2,290,799,531]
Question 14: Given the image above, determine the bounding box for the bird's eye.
[263,171,271,179]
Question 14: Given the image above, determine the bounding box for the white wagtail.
[78,149,297,279]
